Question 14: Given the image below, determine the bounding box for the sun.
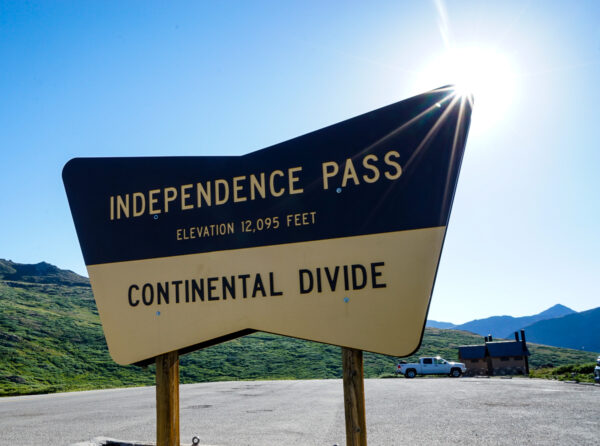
[417,45,517,134]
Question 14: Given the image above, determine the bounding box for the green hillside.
[1,272,597,396]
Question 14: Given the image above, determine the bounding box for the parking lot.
[0,377,598,445]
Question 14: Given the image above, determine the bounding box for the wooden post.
[156,350,180,446]
[342,347,367,446]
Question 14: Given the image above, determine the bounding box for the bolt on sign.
[63,86,472,365]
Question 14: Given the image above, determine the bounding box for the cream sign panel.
[63,86,472,365]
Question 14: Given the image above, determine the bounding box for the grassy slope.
[0,281,154,395]
[1,280,597,396]
[529,363,597,383]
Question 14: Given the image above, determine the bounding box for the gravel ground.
[0,377,598,445]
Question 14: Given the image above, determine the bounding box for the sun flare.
[418,46,517,133]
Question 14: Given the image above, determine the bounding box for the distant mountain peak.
[0,259,89,286]
[538,304,575,317]
[524,306,600,352]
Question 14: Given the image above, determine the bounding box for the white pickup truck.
[396,356,466,378]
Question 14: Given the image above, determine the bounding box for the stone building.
[458,330,530,376]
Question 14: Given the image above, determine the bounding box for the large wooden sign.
[63,86,472,365]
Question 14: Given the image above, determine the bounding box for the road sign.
[63,86,472,365]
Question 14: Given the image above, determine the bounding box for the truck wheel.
[450,368,462,378]
[405,369,416,379]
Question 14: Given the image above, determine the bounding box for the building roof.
[486,341,530,357]
[458,341,531,359]
[458,345,487,359]
[458,340,530,359]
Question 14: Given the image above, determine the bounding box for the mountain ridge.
[426,320,456,329]
[426,303,600,352]
[428,303,577,339]
[0,259,89,287]
[523,307,600,352]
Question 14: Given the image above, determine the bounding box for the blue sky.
[1,1,599,324]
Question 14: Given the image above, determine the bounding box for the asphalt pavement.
[0,378,598,445]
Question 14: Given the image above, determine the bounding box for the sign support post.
[156,351,180,446]
[342,347,367,446]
